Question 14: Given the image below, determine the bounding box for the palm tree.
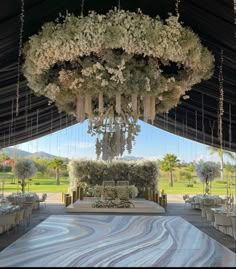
[48,157,66,185]
[207,146,235,181]
[160,154,180,187]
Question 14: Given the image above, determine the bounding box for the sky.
[10,119,235,164]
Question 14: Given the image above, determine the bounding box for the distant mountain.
[117,156,144,161]
[27,151,57,159]
[2,148,57,159]
[2,148,30,158]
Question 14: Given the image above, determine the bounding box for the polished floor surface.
[0,214,235,267]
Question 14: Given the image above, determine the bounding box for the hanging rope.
[16,0,25,116]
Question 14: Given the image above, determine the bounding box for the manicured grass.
[0,174,69,193]
[158,179,233,195]
[0,171,234,195]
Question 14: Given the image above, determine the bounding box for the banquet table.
[191,195,224,217]
[6,192,39,209]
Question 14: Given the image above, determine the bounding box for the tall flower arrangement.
[194,160,220,195]
[23,9,215,160]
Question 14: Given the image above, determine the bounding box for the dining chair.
[214,213,233,237]
[23,206,33,227]
[206,209,215,227]
[15,209,25,229]
[0,213,16,235]
[38,193,47,208]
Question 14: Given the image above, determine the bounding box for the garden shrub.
[68,160,159,197]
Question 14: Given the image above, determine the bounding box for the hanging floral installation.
[22,8,215,160]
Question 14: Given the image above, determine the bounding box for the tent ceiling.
[0,0,235,152]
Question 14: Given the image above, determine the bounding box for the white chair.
[183,194,193,207]
[38,193,47,208]
[191,197,201,209]
[214,213,233,237]
[15,209,25,229]
[206,209,215,227]
[23,206,33,227]
[0,213,16,234]
[230,216,236,240]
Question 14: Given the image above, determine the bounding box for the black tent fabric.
[0,0,235,152]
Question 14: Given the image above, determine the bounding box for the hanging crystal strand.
[116,124,121,156]
[150,95,156,123]
[118,0,121,10]
[120,129,125,156]
[102,132,108,160]
[80,0,84,16]
[127,125,132,154]
[143,95,151,122]
[174,108,177,135]
[76,95,85,123]
[116,94,121,114]
[16,0,25,116]
[98,93,103,114]
[132,94,137,112]
[85,95,92,119]
[175,0,181,20]
[201,94,205,144]
[195,110,198,141]
[36,109,39,134]
[185,111,187,136]
[218,49,225,193]
[228,104,232,151]
[208,120,215,146]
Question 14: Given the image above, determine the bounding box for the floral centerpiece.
[23,8,215,159]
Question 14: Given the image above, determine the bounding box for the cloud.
[196,154,218,162]
[141,155,162,160]
[64,142,94,149]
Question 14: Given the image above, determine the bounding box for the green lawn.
[158,179,233,195]
[0,174,69,193]
[0,171,234,195]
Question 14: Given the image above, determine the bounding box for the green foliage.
[30,158,50,176]
[92,185,138,199]
[160,154,180,172]
[185,164,194,172]
[179,171,192,181]
[207,146,235,160]
[68,160,159,197]
[13,159,37,193]
[48,157,67,185]
[185,183,194,188]
[0,150,10,161]
[194,160,220,183]
[48,157,66,170]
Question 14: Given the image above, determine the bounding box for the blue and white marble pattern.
[0,215,235,267]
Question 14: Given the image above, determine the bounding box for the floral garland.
[23,8,215,159]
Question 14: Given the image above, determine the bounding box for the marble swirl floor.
[0,215,235,267]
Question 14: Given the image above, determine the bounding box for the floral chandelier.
[22,8,215,160]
